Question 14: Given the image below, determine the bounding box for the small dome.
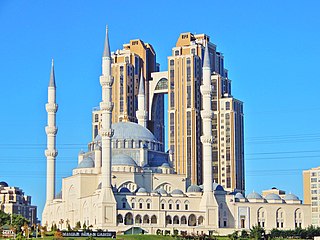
[119,187,131,193]
[161,163,170,168]
[112,154,137,166]
[112,122,157,141]
[0,182,8,187]
[94,134,102,142]
[284,193,299,201]
[247,191,263,199]
[171,189,184,195]
[77,157,94,168]
[213,182,224,191]
[157,188,168,195]
[235,192,245,199]
[137,188,147,193]
[265,193,281,200]
[187,185,202,193]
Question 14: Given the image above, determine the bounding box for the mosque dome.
[187,185,202,193]
[77,157,94,168]
[0,182,8,187]
[171,189,184,195]
[246,191,263,199]
[136,188,147,193]
[213,182,224,191]
[119,187,131,193]
[112,154,137,166]
[265,193,281,200]
[112,122,157,141]
[235,192,245,199]
[157,188,168,195]
[284,193,299,201]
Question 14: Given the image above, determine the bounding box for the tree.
[250,225,265,240]
[11,214,29,233]
[83,222,87,230]
[228,231,239,240]
[0,210,10,226]
[240,230,249,239]
[75,221,81,230]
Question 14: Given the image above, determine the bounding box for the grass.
[116,235,175,239]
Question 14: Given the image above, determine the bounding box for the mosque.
[42,27,311,235]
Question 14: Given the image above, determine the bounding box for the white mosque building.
[42,27,311,235]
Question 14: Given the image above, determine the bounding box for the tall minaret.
[45,59,58,202]
[199,42,217,226]
[98,26,116,227]
[136,71,148,128]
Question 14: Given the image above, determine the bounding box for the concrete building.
[303,166,320,226]
[0,182,37,225]
[42,27,311,235]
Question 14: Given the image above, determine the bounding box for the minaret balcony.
[45,103,58,113]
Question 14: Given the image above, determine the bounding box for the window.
[169,204,172,210]
[226,102,230,110]
[139,203,143,209]
[132,203,135,209]
[161,204,165,209]
[185,204,188,210]
[176,204,179,210]
[175,50,180,56]
[147,203,150,209]
[122,202,126,208]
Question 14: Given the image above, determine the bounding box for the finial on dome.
[49,58,56,88]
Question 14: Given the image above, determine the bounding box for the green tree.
[228,230,239,240]
[11,214,29,233]
[83,222,87,230]
[250,225,265,240]
[0,210,10,226]
[240,230,249,239]
[75,221,81,230]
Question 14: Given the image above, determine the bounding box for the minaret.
[136,71,148,128]
[199,42,218,226]
[98,25,116,227]
[45,59,58,202]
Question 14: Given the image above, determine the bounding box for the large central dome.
[112,122,157,141]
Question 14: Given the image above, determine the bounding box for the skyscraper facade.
[167,32,244,191]
[303,166,320,226]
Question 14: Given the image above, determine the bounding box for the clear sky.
[1,0,320,220]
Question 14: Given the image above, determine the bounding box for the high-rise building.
[92,39,165,145]
[167,32,244,191]
[92,31,244,192]
[303,166,320,226]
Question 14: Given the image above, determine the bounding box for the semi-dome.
[119,187,131,193]
[171,189,184,195]
[77,157,94,168]
[136,187,147,193]
[235,192,245,199]
[161,163,170,168]
[112,154,137,166]
[247,191,263,199]
[0,181,8,187]
[187,185,202,193]
[112,122,157,141]
[284,193,299,201]
[265,193,281,200]
[157,188,168,195]
[213,182,224,191]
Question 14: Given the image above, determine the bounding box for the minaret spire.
[199,41,218,226]
[98,25,116,227]
[45,59,58,203]
[136,71,148,128]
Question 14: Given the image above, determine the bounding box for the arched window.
[135,215,142,224]
[295,209,302,228]
[257,207,266,228]
[184,200,189,210]
[181,216,187,225]
[155,78,168,91]
[160,199,166,210]
[143,215,150,224]
[138,198,144,209]
[117,214,123,224]
[94,114,99,122]
[198,216,204,225]
[188,214,197,226]
[175,200,181,210]
[151,215,157,224]
[124,213,133,225]
[276,208,285,228]
[166,215,172,225]
[168,200,173,210]
[173,215,179,224]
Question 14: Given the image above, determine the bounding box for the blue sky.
[1,0,320,220]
